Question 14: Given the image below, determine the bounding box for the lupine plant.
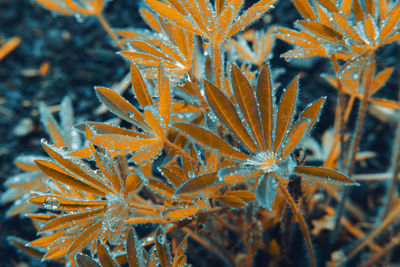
[3,0,400,266]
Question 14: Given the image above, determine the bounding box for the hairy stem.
[164,139,197,165]
[332,53,375,244]
[275,174,316,267]
[97,13,125,50]
[212,43,223,89]
[331,54,347,168]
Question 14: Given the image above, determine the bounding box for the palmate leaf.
[145,0,276,44]
[91,64,173,162]
[122,18,194,80]
[279,0,400,61]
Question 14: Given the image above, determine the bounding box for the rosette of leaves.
[2,97,80,217]
[75,228,188,267]
[276,0,400,63]
[88,63,192,164]
[175,63,358,266]
[27,141,167,262]
[119,8,194,82]
[144,0,277,87]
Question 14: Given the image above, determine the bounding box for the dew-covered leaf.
[95,87,149,131]
[232,64,265,149]
[29,195,105,210]
[76,253,100,267]
[214,194,248,208]
[176,123,247,160]
[131,62,153,108]
[257,64,274,150]
[67,221,102,254]
[34,160,107,196]
[41,142,112,194]
[256,173,277,210]
[126,228,146,267]
[97,240,118,267]
[40,208,105,232]
[274,76,298,153]
[155,228,172,267]
[300,97,326,131]
[158,63,171,128]
[204,80,257,152]
[161,206,199,221]
[294,166,359,185]
[281,119,310,160]
[293,0,316,20]
[175,173,220,195]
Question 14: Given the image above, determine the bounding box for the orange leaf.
[155,228,171,267]
[232,65,265,149]
[127,228,145,267]
[67,221,102,254]
[97,240,118,267]
[158,63,171,127]
[294,166,358,185]
[0,36,21,61]
[42,142,112,194]
[274,76,298,153]
[95,87,149,131]
[175,173,220,195]
[34,160,108,196]
[40,208,105,232]
[281,119,310,160]
[257,64,274,150]
[204,80,257,152]
[130,62,153,108]
[29,195,105,210]
[161,206,199,221]
[293,0,316,20]
[174,123,248,161]
[300,97,326,131]
[214,194,248,208]
[76,254,99,267]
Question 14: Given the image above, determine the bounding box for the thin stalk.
[331,53,375,243]
[164,139,197,165]
[347,203,400,260]
[381,103,400,220]
[358,233,400,267]
[97,13,125,50]
[182,227,236,266]
[331,54,347,168]
[275,174,316,267]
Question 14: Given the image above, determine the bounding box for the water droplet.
[43,197,60,210]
